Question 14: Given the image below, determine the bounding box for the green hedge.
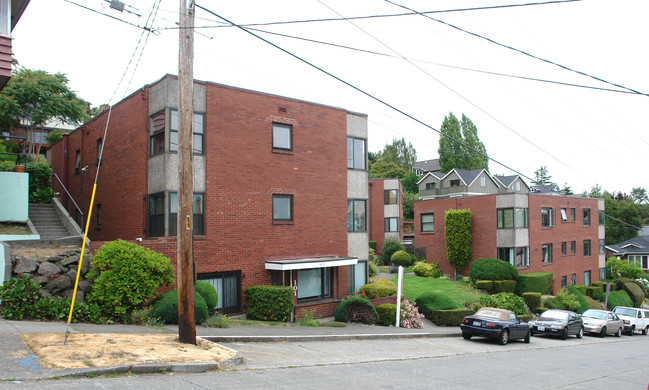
[391,250,412,267]
[195,281,218,311]
[573,285,587,295]
[415,292,462,320]
[376,304,397,326]
[565,286,589,314]
[515,272,554,295]
[334,297,378,324]
[359,283,397,298]
[151,289,208,325]
[431,308,474,326]
[478,292,526,315]
[369,277,396,287]
[469,258,518,282]
[519,314,533,323]
[622,282,644,308]
[522,292,542,311]
[244,286,294,321]
[607,290,633,310]
[445,209,473,272]
[586,286,603,301]
[413,262,442,278]
[493,280,517,294]
[476,280,493,292]
[584,295,603,310]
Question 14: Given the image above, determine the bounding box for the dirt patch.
[21,333,236,369]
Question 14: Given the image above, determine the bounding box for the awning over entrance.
[265,256,358,271]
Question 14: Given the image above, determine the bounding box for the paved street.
[2,333,647,389]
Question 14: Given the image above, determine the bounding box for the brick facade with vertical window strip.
[414,193,602,293]
[52,75,367,318]
[368,178,403,256]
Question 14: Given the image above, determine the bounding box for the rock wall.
[11,248,92,302]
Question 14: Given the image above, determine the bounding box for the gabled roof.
[441,168,493,187]
[412,159,440,173]
[493,175,530,191]
[417,171,444,185]
[531,184,561,194]
[605,236,649,255]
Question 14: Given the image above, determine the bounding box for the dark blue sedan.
[461,307,531,345]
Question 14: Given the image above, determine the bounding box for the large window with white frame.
[629,255,649,270]
[420,213,434,232]
[297,267,332,300]
[170,110,205,154]
[347,137,366,170]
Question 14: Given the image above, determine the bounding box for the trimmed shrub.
[614,277,645,293]
[591,280,606,290]
[478,292,525,315]
[584,295,603,310]
[334,297,378,324]
[0,275,42,320]
[518,314,533,323]
[514,272,554,295]
[413,262,442,278]
[522,292,542,311]
[493,280,517,294]
[415,292,462,320]
[475,280,493,292]
[622,282,645,308]
[369,241,377,251]
[543,289,580,312]
[432,308,474,326]
[469,258,518,282]
[245,286,294,321]
[359,283,397,298]
[150,289,208,325]
[376,303,397,326]
[445,209,472,272]
[586,286,603,301]
[196,281,218,311]
[369,277,396,287]
[573,285,587,295]
[391,250,412,267]
[368,261,379,278]
[607,290,633,310]
[381,237,404,264]
[565,286,589,314]
[87,240,174,322]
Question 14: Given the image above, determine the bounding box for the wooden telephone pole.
[177,0,196,345]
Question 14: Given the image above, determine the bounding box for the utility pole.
[177,0,196,345]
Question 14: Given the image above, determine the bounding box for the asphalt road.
[2,333,648,389]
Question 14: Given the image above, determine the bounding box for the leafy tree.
[377,137,417,170]
[438,113,488,173]
[445,209,472,273]
[45,129,64,145]
[631,187,648,205]
[604,194,642,244]
[560,183,573,195]
[532,166,552,186]
[0,67,89,159]
[584,184,603,198]
[369,159,407,179]
[400,171,420,194]
[402,191,418,221]
[368,151,379,166]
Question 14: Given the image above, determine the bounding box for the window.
[560,208,567,221]
[148,193,165,237]
[96,204,102,227]
[514,208,528,228]
[629,255,648,269]
[450,179,460,187]
[599,211,605,225]
[271,122,292,151]
[150,111,165,155]
[297,268,331,300]
[498,247,529,268]
[170,110,205,153]
[273,194,293,222]
[583,240,591,257]
[497,208,528,229]
[348,261,367,294]
[347,137,366,170]
[384,189,398,205]
[169,193,205,235]
[570,241,576,253]
[421,213,434,232]
[75,150,81,173]
[583,270,591,287]
[198,271,241,313]
[97,138,103,163]
[515,181,521,191]
[561,276,567,288]
[347,199,366,232]
[583,209,591,226]
[541,208,553,227]
[561,242,567,255]
[384,217,399,232]
[599,239,605,255]
[570,208,575,221]
[571,273,577,286]
[542,244,553,263]
[480,176,486,187]
[425,182,436,190]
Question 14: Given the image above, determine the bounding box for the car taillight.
[462,319,469,324]
[485,322,497,328]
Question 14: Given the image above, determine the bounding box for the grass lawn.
[398,275,484,303]
[0,222,30,235]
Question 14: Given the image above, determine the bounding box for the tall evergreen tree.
[438,112,488,173]
[460,114,489,171]
[532,166,553,186]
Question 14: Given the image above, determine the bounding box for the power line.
[62,0,152,32]
[385,0,649,97]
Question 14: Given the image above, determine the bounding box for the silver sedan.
[581,309,624,337]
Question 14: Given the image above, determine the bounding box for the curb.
[203,331,461,343]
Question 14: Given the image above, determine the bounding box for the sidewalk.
[0,316,460,381]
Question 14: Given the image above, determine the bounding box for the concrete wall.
[1,242,9,282]
[0,171,28,221]
[347,113,369,263]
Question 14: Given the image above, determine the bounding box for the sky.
[11,0,649,194]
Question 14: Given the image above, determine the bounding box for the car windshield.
[540,310,568,321]
[613,308,636,317]
[582,310,606,320]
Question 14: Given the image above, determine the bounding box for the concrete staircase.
[28,203,82,245]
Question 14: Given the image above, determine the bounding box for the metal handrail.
[53,172,83,219]
[0,134,28,166]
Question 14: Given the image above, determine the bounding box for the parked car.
[460,307,530,345]
[528,309,583,339]
[581,309,623,337]
[612,306,649,335]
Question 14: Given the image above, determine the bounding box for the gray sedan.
[581,309,624,337]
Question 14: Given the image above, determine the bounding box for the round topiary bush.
[334,297,379,324]
[391,250,412,267]
[151,288,209,325]
[369,277,396,287]
[622,282,645,308]
[359,283,397,298]
[381,238,404,264]
[469,258,519,282]
[376,303,397,326]
[413,262,442,278]
[196,281,218,311]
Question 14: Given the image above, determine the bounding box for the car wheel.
[629,326,635,336]
[615,327,622,337]
[561,328,568,340]
[498,329,509,345]
[576,327,583,339]
[643,326,648,336]
[462,332,472,340]
[524,330,530,344]
[599,326,606,338]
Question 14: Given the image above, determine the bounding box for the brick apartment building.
[368,178,403,256]
[414,169,605,293]
[49,74,369,318]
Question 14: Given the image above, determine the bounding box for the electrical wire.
[62,0,152,32]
